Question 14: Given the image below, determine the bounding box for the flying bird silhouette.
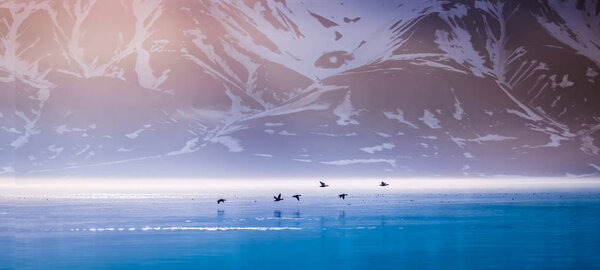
[217,199,226,204]
[320,181,329,188]
[274,193,283,201]
[338,193,348,200]
[292,194,301,201]
[380,181,389,186]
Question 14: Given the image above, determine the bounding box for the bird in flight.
[217,199,226,204]
[292,194,301,201]
[338,193,348,200]
[380,181,389,187]
[320,181,329,188]
[274,193,283,201]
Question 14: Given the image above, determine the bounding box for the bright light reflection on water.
[1,191,600,269]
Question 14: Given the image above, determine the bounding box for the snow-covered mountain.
[1,0,599,178]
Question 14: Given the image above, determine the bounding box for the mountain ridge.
[1,0,599,177]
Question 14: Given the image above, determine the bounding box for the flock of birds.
[216,181,389,204]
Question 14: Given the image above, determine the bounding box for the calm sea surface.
[1,192,599,269]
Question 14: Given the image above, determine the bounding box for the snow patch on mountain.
[311,132,357,137]
[166,138,200,156]
[209,136,243,152]
[419,110,441,129]
[580,135,600,155]
[47,145,64,160]
[537,0,600,67]
[451,134,517,147]
[360,143,395,154]
[333,91,362,126]
[0,167,15,175]
[549,74,574,89]
[125,125,153,139]
[321,159,396,167]
[587,67,599,78]
[278,130,297,136]
[383,109,418,129]
[435,3,487,77]
[253,153,273,158]
[375,131,392,138]
[525,133,567,148]
[56,124,97,135]
[450,88,465,120]
[74,145,91,157]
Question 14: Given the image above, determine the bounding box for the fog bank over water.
[2,177,600,199]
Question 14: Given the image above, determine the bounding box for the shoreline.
[2,177,600,199]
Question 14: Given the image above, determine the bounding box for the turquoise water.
[1,192,600,269]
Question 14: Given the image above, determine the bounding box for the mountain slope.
[1,0,599,177]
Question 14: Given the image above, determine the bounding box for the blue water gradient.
[1,192,600,269]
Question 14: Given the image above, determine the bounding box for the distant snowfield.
[1,177,600,199]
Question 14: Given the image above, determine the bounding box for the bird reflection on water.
[7,192,599,269]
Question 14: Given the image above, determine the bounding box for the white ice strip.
[79,226,302,232]
[72,226,389,232]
